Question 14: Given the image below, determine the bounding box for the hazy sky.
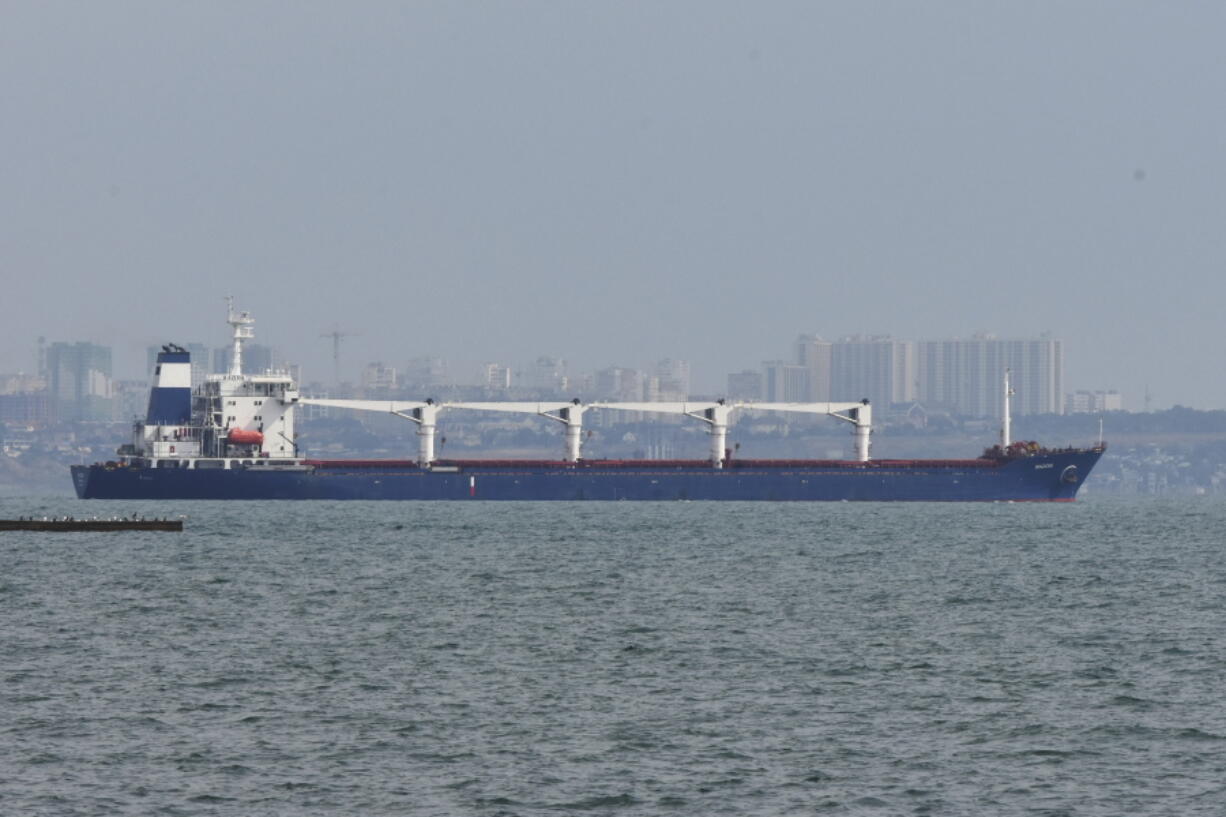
[3,2,1223,407]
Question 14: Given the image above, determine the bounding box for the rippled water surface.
[3,497,1226,816]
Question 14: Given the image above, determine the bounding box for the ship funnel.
[146,345,192,424]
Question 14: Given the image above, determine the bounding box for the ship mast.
[1000,369,1014,449]
[225,296,255,377]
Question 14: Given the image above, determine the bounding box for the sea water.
[2,497,1224,816]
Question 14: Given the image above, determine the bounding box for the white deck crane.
[298,399,441,465]
[298,399,591,465]
[599,400,873,466]
[595,401,737,467]
[449,401,588,462]
[297,398,875,467]
[743,401,873,462]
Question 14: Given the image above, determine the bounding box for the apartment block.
[47,341,113,422]
[916,336,1064,417]
[1066,390,1123,414]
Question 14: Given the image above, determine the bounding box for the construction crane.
[320,326,360,386]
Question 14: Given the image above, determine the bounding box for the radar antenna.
[225,296,255,377]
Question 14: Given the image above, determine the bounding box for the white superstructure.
[120,301,302,469]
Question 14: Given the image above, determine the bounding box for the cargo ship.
[71,303,1103,501]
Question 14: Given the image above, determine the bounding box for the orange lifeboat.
[227,429,264,445]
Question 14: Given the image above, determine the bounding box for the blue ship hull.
[71,449,1102,501]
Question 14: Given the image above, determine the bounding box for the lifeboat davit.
[227,429,264,445]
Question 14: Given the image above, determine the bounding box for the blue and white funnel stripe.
[146,345,192,424]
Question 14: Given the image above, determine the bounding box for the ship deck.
[303,457,1004,470]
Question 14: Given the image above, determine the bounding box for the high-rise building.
[0,373,44,395]
[361,362,399,395]
[795,335,833,401]
[0,391,48,425]
[782,331,1061,416]
[916,335,1063,417]
[483,363,512,391]
[726,370,763,401]
[527,357,568,394]
[0,373,48,425]
[829,336,915,407]
[112,379,151,422]
[1066,390,1123,414]
[654,359,691,400]
[595,367,644,401]
[915,339,959,411]
[762,361,809,402]
[403,356,447,389]
[47,342,113,422]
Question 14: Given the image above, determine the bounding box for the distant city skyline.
[0,322,1177,413]
[3,3,1223,409]
[6,324,1104,419]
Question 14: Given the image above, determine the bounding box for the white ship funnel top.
[145,343,192,425]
